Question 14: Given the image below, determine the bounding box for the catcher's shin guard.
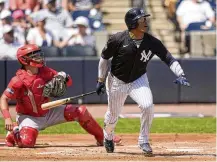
[13,126,38,148]
[64,105,103,144]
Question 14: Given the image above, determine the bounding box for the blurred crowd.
[0,0,104,59]
[163,0,216,54]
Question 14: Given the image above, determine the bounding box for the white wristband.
[170,61,184,77]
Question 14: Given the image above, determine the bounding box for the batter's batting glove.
[96,81,105,95]
[174,74,190,87]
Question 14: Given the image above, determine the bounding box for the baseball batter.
[96,8,190,155]
[0,44,121,148]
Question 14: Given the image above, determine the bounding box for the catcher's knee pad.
[64,104,81,121]
[64,105,103,142]
[14,126,38,148]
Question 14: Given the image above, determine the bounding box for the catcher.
[0,44,121,148]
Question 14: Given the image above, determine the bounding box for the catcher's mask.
[17,44,45,68]
[125,8,150,30]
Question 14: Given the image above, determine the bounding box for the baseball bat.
[41,91,97,110]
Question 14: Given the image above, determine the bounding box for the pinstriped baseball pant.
[104,72,154,144]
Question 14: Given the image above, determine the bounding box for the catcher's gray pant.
[104,72,154,144]
[16,106,66,131]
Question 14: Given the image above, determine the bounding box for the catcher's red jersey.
[4,66,71,117]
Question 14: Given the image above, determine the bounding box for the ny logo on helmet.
[140,50,153,62]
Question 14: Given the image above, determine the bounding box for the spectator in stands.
[0,0,5,13]
[69,0,102,11]
[12,10,27,45]
[0,9,12,38]
[132,0,146,8]
[176,0,215,53]
[0,9,12,26]
[176,0,215,31]
[0,25,21,59]
[26,15,63,47]
[164,0,179,27]
[9,0,41,13]
[67,16,95,47]
[28,0,75,41]
[43,0,63,9]
[69,0,104,30]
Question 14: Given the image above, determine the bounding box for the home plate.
[167,148,202,152]
[0,142,5,145]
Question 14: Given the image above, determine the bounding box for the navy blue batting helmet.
[125,8,150,30]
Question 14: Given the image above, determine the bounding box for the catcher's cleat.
[139,143,153,156]
[5,131,15,147]
[104,139,114,153]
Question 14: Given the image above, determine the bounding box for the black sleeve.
[71,0,76,5]
[101,34,118,60]
[92,0,101,5]
[154,38,176,66]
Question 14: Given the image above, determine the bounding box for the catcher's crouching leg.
[13,126,38,148]
[64,105,104,146]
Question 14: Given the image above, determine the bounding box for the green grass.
[0,117,215,134]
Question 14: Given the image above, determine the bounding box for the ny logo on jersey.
[140,50,152,62]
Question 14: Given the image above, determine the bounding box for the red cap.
[12,10,24,19]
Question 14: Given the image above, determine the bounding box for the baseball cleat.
[96,135,122,146]
[139,143,153,156]
[104,139,114,153]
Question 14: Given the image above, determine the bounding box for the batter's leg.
[129,74,154,153]
[104,73,128,141]
[44,105,122,146]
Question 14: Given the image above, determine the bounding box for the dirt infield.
[0,104,215,161]
[0,134,215,161]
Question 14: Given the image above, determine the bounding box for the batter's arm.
[98,33,119,81]
[163,52,184,77]
[162,52,190,86]
[96,57,108,95]
[98,57,109,82]
[153,38,190,86]
[152,37,185,77]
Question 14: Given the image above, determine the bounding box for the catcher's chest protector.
[16,69,52,116]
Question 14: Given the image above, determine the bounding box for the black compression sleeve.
[163,52,176,66]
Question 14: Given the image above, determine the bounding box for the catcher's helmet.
[125,8,150,30]
[17,44,44,68]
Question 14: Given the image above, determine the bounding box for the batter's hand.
[5,118,13,131]
[96,82,105,95]
[174,75,190,87]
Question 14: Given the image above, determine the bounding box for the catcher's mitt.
[43,75,67,98]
